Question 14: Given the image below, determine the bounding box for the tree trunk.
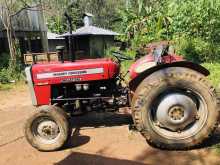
[5,16,17,66]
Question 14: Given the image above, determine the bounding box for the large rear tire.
[132,67,219,150]
[24,106,70,151]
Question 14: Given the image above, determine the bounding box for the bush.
[202,63,220,87]
[0,53,10,69]
[0,62,23,84]
[175,36,220,63]
[0,68,13,83]
[116,0,220,64]
[0,51,25,84]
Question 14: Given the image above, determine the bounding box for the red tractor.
[24,8,219,151]
[24,39,220,151]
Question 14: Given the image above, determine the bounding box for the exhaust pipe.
[64,12,75,62]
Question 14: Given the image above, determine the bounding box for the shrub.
[0,53,10,69]
[202,63,220,87]
[0,62,23,84]
[174,36,220,63]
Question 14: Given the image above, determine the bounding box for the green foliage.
[168,0,220,42]
[116,0,220,63]
[0,54,23,83]
[0,53,10,69]
[120,50,136,76]
[174,36,220,63]
[0,81,26,91]
[0,68,14,83]
[81,0,124,29]
[45,0,124,34]
[0,83,14,90]
[167,0,220,62]
[202,63,220,87]
[43,0,84,34]
[0,65,23,84]
[47,16,66,34]
[116,0,171,50]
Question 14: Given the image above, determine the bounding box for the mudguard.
[129,61,210,91]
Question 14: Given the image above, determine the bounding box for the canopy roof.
[59,12,119,38]
[59,25,119,37]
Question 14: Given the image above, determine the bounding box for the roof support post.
[40,31,48,52]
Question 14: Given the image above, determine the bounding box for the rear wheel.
[132,67,219,150]
[24,106,70,151]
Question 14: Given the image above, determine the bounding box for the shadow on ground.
[58,140,220,165]
[69,111,133,128]
[65,111,220,150]
[63,111,133,150]
[56,143,220,165]
[55,152,147,165]
[60,111,220,165]
[64,127,91,149]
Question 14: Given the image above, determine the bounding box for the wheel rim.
[32,117,60,144]
[149,88,208,140]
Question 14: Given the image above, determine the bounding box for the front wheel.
[132,67,219,150]
[24,106,70,151]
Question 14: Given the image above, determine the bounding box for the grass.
[202,63,220,87]
[199,63,220,153]
[0,81,26,91]
[0,83,14,90]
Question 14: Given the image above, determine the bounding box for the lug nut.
[195,115,200,120]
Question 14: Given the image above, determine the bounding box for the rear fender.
[129,61,210,91]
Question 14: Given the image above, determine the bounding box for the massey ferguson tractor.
[24,15,219,152]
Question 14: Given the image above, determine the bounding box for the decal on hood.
[36,68,104,79]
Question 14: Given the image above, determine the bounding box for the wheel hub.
[156,93,198,131]
[168,106,185,121]
[37,120,60,140]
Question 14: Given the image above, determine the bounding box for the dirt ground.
[1,84,220,165]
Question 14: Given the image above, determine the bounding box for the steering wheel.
[112,51,133,61]
[153,45,169,63]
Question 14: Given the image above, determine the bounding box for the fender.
[129,61,210,91]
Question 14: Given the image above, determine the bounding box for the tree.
[44,0,124,34]
[116,0,171,49]
[0,0,41,65]
[167,0,220,62]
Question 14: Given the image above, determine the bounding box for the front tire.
[24,106,70,151]
[132,67,219,150]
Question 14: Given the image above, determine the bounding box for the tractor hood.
[31,58,119,85]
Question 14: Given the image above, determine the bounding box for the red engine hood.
[31,58,119,85]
